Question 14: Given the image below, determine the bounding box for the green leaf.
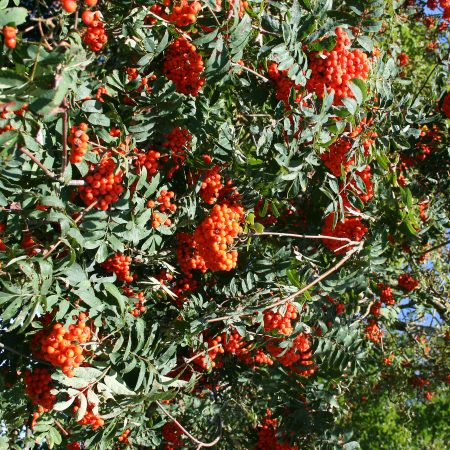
[104,374,135,396]
[0,7,28,27]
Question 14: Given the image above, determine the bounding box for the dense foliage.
[0,0,449,448]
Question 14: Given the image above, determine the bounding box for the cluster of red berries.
[196,335,225,370]
[163,36,205,96]
[3,26,17,49]
[378,283,395,305]
[82,10,107,52]
[348,166,374,202]
[427,0,450,20]
[364,319,384,344]
[221,329,273,366]
[21,232,41,256]
[199,166,223,204]
[79,154,124,210]
[101,253,135,283]
[153,190,177,214]
[162,421,184,450]
[0,223,7,252]
[0,123,13,135]
[397,51,409,66]
[123,287,146,317]
[133,148,161,180]
[370,301,382,317]
[126,68,156,94]
[216,0,249,18]
[321,211,368,254]
[419,203,428,222]
[66,443,82,450]
[31,312,91,377]
[118,428,131,445]
[74,400,104,429]
[321,119,376,178]
[306,27,370,105]
[267,62,302,109]
[264,303,298,336]
[255,410,299,450]
[24,367,56,412]
[442,92,450,118]
[176,232,207,276]
[162,127,191,178]
[398,273,419,292]
[69,123,90,164]
[193,202,244,272]
[149,1,201,27]
[173,277,198,306]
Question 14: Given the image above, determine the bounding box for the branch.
[416,239,450,257]
[156,401,221,449]
[259,231,358,243]
[207,241,364,323]
[232,62,269,82]
[19,147,58,181]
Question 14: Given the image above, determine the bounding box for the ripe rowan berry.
[62,0,78,13]
[162,127,192,178]
[442,92,450,118]
[74,401,104,429]
[199,166,223,204]
[24,368,56,412]
[398,273,419,292]
[133,148,161,180]
[364,319,383,343]
[267,62,302,109]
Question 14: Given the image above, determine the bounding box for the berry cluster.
[199,166,223,204]
[74,401,104,429]
[267,62,302,109]
[24,368,56,412]
[347,165,374,203]
[21,232,41,256]
[69,123,90,164]
[397,51,409,66]
[162,421,185,450]
[216,0,249,18]
[307,27,370,105]
[255,410,299,450]
[31,312,91,377]
[193,202,244,272]
[118,428,131,445]
[3,26,17,49]
[82,11,107,52]
[101,253,135,283]
[163,36,205,96]
[378,283,395,305]
[398,273,419,292]
[66,443,82,450]
[176,232,207,276]
[133,148,161,180]
[149,1,201,27]
[321,211,368,254]
[196,335,225,370]
[162,127,191,178]
[264,304,298,336]
[154,190,176,214]
[123,287,146,317]
[427,0,450,21]
[442,92,450,118]
[79,154,124,210]
[0,223,7,252]
[364,319,384,344]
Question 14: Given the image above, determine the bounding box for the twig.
[416,239,449,257]
[19,147,58,180]
[143,12,192,41]
[156,401,221,449]
[54,420,69,436]
[207,242,364,323]
[42,201,98,259]
[258,231,357,243]
[232,62,268,82]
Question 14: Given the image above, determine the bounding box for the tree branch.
[156,401,221,449]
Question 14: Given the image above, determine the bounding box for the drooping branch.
[156,401,221,449]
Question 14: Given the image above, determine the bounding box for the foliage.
[0,0,449,449]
